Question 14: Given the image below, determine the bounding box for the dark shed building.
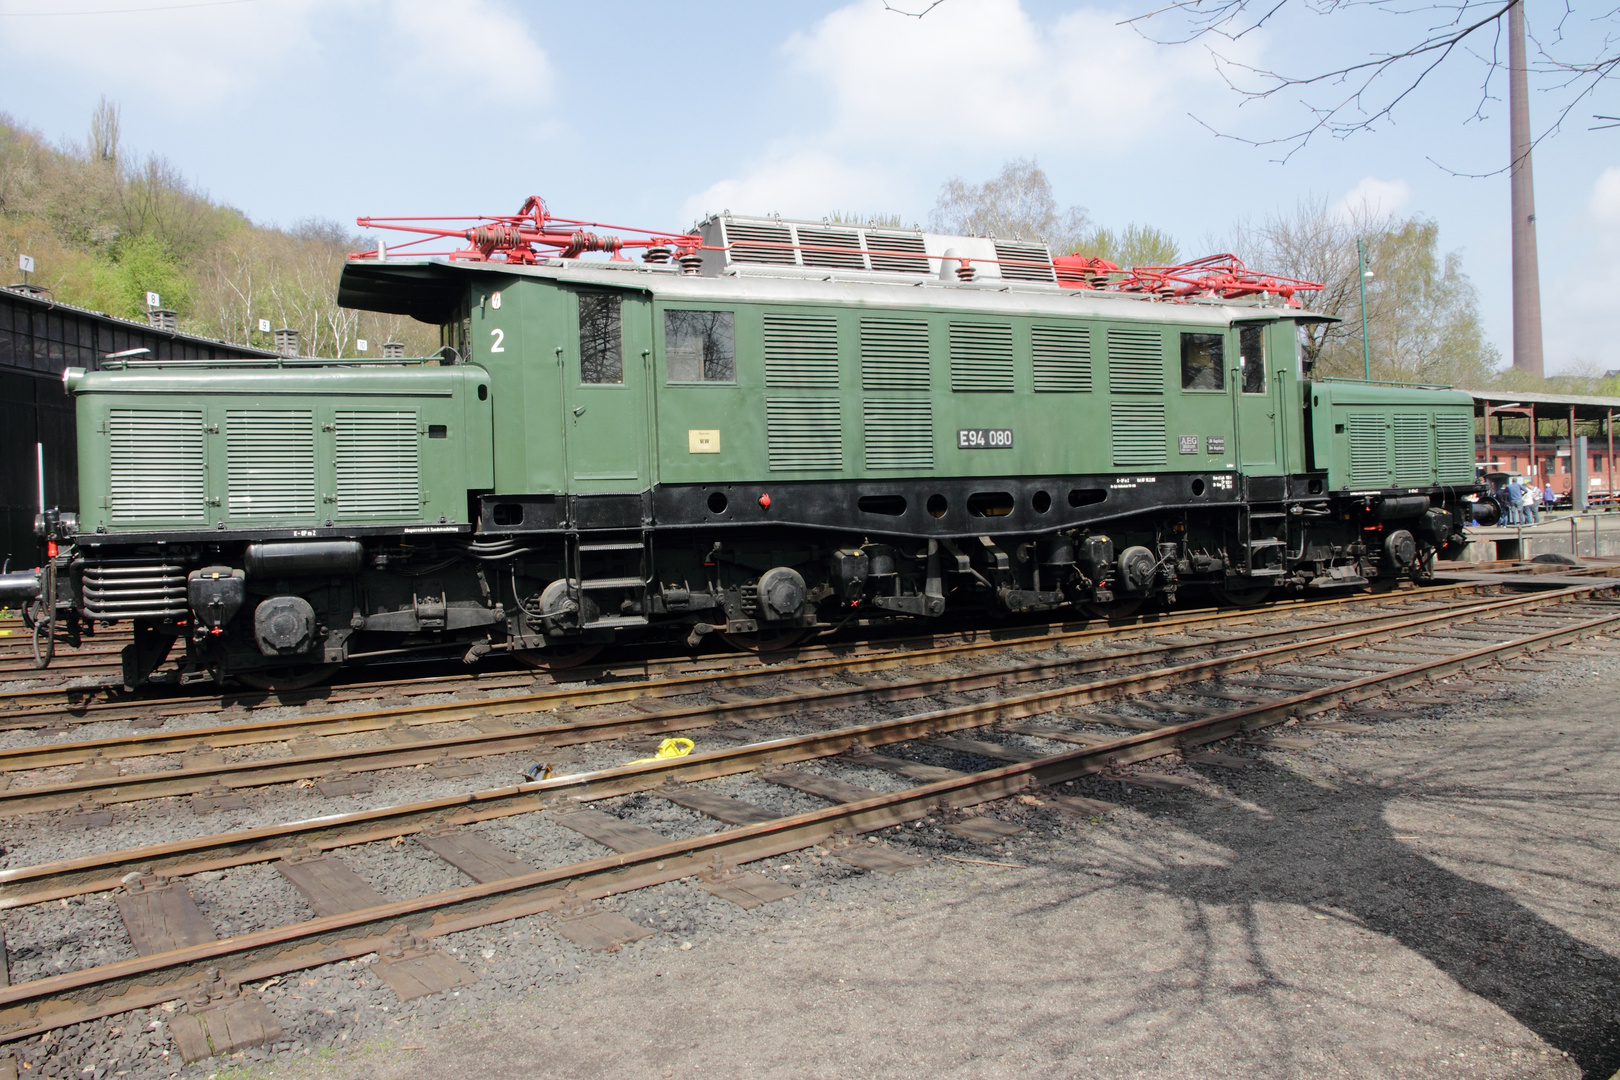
[0,284,275,570]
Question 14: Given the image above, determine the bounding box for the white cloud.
[686,0,1240,225]
[784,0,1234,154]
[679,151,907,228]
[1587,165,1620,224]
[0,0,550,107]
[385,0,551,100]
[1547,167,1620,370]
[0,0,325,103]
[1337,176,1412,220]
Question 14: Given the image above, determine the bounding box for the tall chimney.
[273,327,299,358]
[1509,0,1545,377]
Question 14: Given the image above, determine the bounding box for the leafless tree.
[1229,197,1499,383]
[929,158,1093,253]
[88,96,119,165]
[1124,0,1618,163]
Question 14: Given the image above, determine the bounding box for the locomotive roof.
[338,257,1325,329]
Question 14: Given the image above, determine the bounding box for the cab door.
[1233,321,1282,473]
[560,288,652,494]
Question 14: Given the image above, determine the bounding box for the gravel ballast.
[2,634,1617,1079]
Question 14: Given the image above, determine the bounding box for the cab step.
[579,576,647,590]
[583,615,650,628]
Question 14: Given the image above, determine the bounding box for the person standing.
[1523,478,1541,524]
[1505,477,1525,525]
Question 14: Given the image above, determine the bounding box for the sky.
[0,0,1616,373]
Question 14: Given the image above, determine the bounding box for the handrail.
[1314,376,1455,390]
[98,356,441,371]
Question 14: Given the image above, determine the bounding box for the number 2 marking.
[489,328,505,353]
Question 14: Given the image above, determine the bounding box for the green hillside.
[0,101,437,357]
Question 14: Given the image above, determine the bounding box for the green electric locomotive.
[51,202,1480,688]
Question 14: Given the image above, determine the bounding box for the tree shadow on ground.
[1057,733,1620,1079]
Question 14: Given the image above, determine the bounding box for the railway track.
[0,582,1493,728]
[0,588,1508,811]
[0,581,1518,696]
[0,580,1614,1056]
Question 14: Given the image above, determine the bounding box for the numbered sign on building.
[145,291,161,310]
[17,254,34,273]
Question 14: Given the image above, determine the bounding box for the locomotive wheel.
[235,663,340,692]
[1081,598,1143,621]
[31,613,54,669]
[1212,582,1273,608]
[512,644,606,671]
[720,629,811,653]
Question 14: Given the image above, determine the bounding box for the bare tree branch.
[882,1,946,16]
[1125,0,1619,161]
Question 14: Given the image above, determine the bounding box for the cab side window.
[579,293,623,384]
[665,310,736,382]
[1180,332,1224,391]
[1240,325,1266,394]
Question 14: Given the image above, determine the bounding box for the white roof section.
[691,212,1059,285]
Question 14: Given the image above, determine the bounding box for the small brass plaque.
[688,429,721,454]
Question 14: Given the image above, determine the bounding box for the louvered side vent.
[1031,325,1092,392]
[1392,414,1434,486]
[335,411,420,517]
[725,221,797,265]
[797,227,866,270]
[948,323,1015,392]
[860,318,931,391]
[1347,414,1391,488]
[763,312,840,387]
[865,232,929,274]
[863,399,934,470]
[1434,414,1476,484]
[1110,401,1167,467]
[226,410,315,518]
[992,241,1057,283]
[108,409,205,523]
[765,398,843,471]
[1106,328,1164,393]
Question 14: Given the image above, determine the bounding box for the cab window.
[1240,325,1266,394]
[578,293,623,384]
[1180,332,1224,391]
[665,310,736,382]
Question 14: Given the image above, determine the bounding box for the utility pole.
[1357,237,1373,381]
[1508,0,1545,377]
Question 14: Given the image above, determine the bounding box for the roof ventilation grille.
[798,227,866,271]
[724,221,797,265]
[992,241,1057,283]
[866,232,929,274]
